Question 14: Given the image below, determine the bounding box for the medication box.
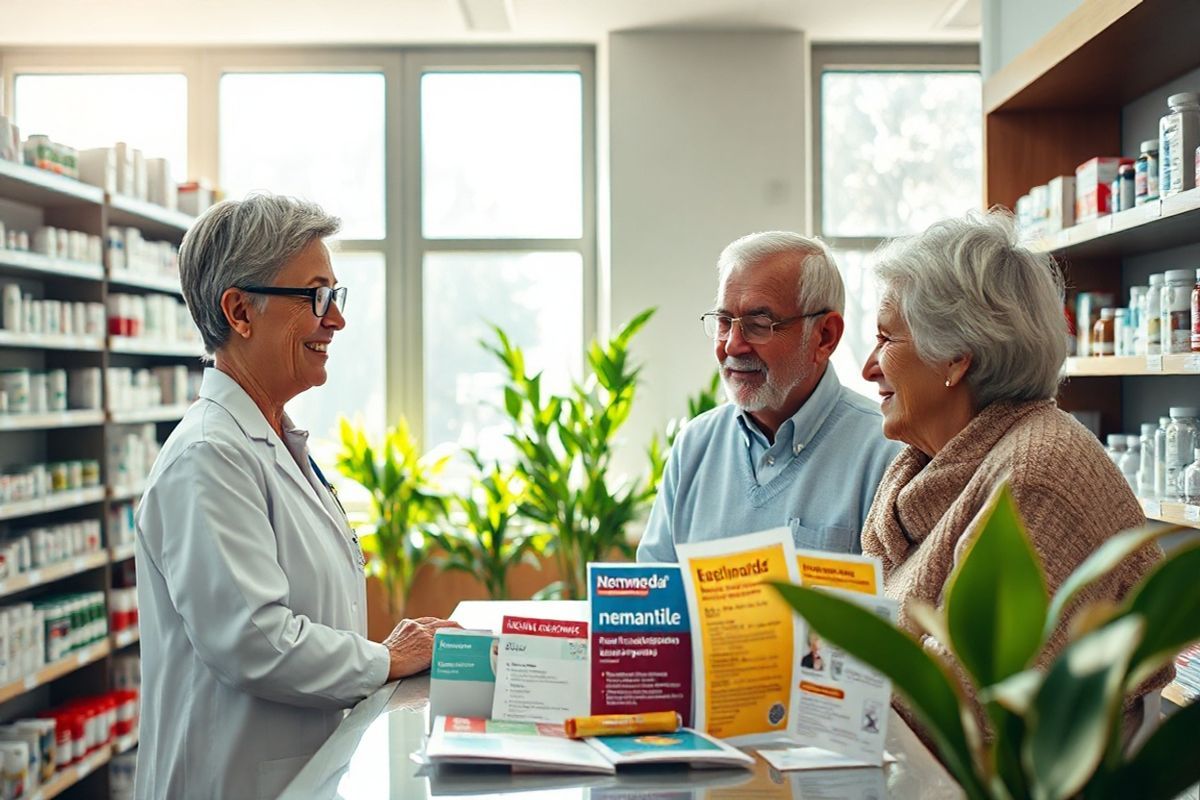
[1047,175,1075,234]
[1075,157,1133,222]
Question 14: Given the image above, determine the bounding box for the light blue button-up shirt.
[637,365,903,561]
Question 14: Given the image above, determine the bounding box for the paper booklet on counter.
[491,616,590,724]
[428,629,499,728]
[426,716,753,773]
[674,528,896,767]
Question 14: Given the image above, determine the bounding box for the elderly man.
[637,232,901,562]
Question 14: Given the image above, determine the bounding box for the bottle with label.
[1135,139,1160,204]
[1114,308,1131,355]
[1129,285,1147,354]
[1119,434,1141,491]
[1092,308,1116,356]
[1162,269,1194,354]
[1145,273,1164,355]
[1155,415,1171,499]
[1117,163,1135,212]
[1164,407,1200,501]
[1192,268,1200,353]
[1185,448,1200,504]
[1159,92,1200,197]
[1138,422,1158,498]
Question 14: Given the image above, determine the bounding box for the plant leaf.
[1024,614,1144,800]
[945,483,1048,688]
[1098,694,1200,800]
[1120,541,1200,689]
[771,583,989,800]
[1043,522,1184,646]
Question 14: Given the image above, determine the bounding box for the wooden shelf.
[0,158,103,207]
[0,331,104,352]
[0,551,108,602]
[1162,680,1194,709]
[1139,499,1200,530]
[1066,354,1200,377]
[0,640,110,706]
[0,410,106,431]
[109,404,190,425]
[106,194,193,240]
[108,336,201,358]
[107,270,183,295]
[984,0,1200,113]
[0,250,104,283]
[111,628,139,650]
[114,729,138,755]
[34,741,113,800]
[0,487,106,523]
[109,541,136,562]
[1029,188,1200,258]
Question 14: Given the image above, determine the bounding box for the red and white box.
[1075,157,1134,222]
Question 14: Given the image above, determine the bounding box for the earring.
[945,379,952,388]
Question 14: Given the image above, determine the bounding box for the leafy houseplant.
[336,417,450,617]
[487,308,660,599]
[427,453,549,600]
[772,484,1200,800]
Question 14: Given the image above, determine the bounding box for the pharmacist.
[637,232,900,563]
[134,194,458,799]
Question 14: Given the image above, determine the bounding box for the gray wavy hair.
[179,193,340,356]
[873,209,1067,408]
[717,231,846,316]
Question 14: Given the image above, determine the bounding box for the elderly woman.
[859,210,1165,735]
[135,194,457,799]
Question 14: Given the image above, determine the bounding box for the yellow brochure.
[676,528,801,746]
[795,549,882,596]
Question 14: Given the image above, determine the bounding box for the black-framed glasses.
[700,310,829,345]
[239,285,348,318]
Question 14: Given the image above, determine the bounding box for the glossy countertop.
[281,601,966,800]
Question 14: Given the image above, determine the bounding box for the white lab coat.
[134,369,390,799]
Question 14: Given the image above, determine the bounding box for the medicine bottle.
[1118,163,1135,212]
[1138,422,1157,498]
[1119,434,1141,491]
[1185,448,1200,504]
[1164,407,1200,501]
[1159,92,1200,197]
[1161,269,1194,354]
[1092,308,1115,356]
[1192,268,1200,352]
[1105,433,1126,464]
[1155,415,1171,499]
[1135,139,1159,204]
[1145,273,1164,355]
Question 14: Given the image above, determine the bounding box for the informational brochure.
[491,616,590,724]
[757,746,897,771]
[428,629,500,727]
[426,716,615,774]
[586,727,754,769]
[676,528,802,746]
[588,562,692,723]
[792,589,897,766]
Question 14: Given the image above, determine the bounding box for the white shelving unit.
[0,157,193,795]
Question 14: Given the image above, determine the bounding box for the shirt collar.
[197,367,279,444]
[735,364,842,453]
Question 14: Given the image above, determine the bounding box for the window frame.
[810,43,982,249]
[0,45,597,451]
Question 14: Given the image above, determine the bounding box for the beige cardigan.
[861,399,1167,736]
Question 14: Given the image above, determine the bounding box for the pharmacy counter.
[280,601,965,800]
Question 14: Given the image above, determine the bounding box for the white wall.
[607,30,807,477]
[980,0,1080,77]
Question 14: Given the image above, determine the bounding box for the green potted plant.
[772,484,1200,800]
[487,308,660,599]
[427,452,549,600]
[335,416,450,617]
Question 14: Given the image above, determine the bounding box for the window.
[219,72,386,240]
[14,73,188,184]
[814,48,982,398]
[413,61,592,456]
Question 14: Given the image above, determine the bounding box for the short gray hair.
[717,231,846,316]
[874,209,1067,408]
[179,193,340,355]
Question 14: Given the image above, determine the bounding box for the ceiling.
[0,0,980,47]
